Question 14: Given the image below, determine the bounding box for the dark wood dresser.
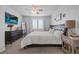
[5,30,23,44]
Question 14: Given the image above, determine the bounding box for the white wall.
[0,6,5,52]
[0,6,22,53]
[51,5,79,34]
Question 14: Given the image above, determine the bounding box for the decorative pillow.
[49,28,54,33]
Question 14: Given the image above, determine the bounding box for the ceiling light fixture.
[31,5,42,14]
[32,5,38,14]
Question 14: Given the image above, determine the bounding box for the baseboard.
[0,47,5,53]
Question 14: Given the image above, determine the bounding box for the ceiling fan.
[25,5,43,14]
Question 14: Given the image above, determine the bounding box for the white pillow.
[49,28,54,33]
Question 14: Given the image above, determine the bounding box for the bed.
[21,30,63,48]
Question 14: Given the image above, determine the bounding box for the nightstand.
[61,35,71,53]
[69,36,79,53]
[61,34,79,54]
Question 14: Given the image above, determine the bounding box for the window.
[33,19,38,30]
[38,19,44,30]
[32,19,44,31]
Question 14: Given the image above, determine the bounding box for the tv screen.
[5,12,18,25]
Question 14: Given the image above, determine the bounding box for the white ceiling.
[8,5,60,16]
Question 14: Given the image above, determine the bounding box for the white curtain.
[32,18,44,31]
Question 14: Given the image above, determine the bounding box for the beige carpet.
[1,38,64,54]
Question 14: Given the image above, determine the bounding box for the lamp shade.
[66,20,75,28]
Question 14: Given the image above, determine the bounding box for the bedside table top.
[69,36,79,40]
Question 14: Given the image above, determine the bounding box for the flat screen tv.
[5,12,18,25]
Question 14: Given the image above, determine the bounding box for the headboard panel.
[50,24,65,31]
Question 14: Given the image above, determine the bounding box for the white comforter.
[21,31,62,48]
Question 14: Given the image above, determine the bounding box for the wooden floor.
[1,38,64,54]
